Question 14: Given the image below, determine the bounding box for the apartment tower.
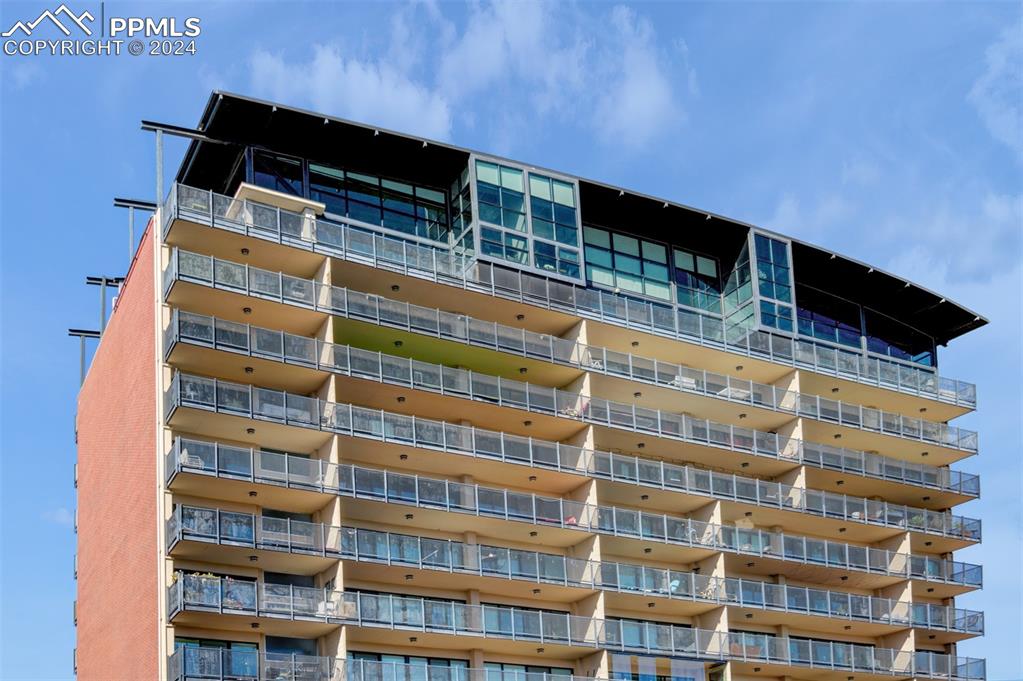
[74,92,987,681]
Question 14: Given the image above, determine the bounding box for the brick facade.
[75,223,158,680]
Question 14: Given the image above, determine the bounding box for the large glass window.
[252,150,304,196]
[528,174,579,246]
[673,248,721,313]
[583,227,671,300]
[864,309,935,366]
[753,233,794,332]
[795,285,862,349]
[250,151,453,241]
[476,160,529,266]
[529,172,580,278]
[310,165,448,241]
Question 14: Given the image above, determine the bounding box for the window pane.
[585,246,613,268]
[529,175,552,200]
[674,250,695,272]
[644,279,671,300]
[613,234,640,257]
[417,187,445,204]
[555,224,578,246]
[500,167,524,192]
[588,265,615,286]
[616,272,643,293]
[502,209,526,232]
[584,226,610,248]
[552,180,575,207]
[615,254,642,275]
[643,262,669,282]
[696,256,717,277]
[532,218,555,240]
[531,197,554,221]
[642,241,667,264]
[476,161,500,185]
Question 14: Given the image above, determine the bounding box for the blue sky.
[1,1,1020,679]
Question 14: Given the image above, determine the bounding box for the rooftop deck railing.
[166,576,984,679]
[167,503,984,635]
[162,377,981,588]
[163,183,978,409]
[164,250,979,456]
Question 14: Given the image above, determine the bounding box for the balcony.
[166,577,984,680]
[166,305,977,460]
[164,250,978,460]
[161,302,978,498]
[165,381,980,552]
[160,390,982,590]
[168,646,342,681]
[171,503,982,637]
[162,184,977,410]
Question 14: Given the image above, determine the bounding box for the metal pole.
[156,129,164,208]
[128,206,135,264]
[99,278,107,332]
[79,336,86,386]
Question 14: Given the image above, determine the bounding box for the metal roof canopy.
[174,91,987,346]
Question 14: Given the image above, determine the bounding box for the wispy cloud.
[245,2,691,151]
[968,25,1023,161]
[250,45,453,140]
[42,507,74,527]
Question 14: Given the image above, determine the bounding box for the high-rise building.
[73,92,987,681]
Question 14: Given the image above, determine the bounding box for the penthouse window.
[583,227,672,300]
[248,149,450,242]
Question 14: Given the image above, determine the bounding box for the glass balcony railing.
[168,646,343,681]
[167,310,982,531]
[170,503,983,635]
[167,505,343,557]
[164,251,979,456]
[161,377,981,589]
[166,576,984,679]
[168,655,597,681]
[161,300,978,498]
[164,366,982,544]
[163,184,978,409]
[166,427,979,545]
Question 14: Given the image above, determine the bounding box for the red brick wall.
[75,223,158,679]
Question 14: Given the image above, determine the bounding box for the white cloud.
[249,45,453,140]
[244,2,688,151]
[592,6,683,148]
[968,25,1023,160]
[42,507,74,527]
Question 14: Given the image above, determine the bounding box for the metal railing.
[164,370,982,545]
[162,378,982,588]
[167,503,983,635]
[168,646,343,681]
[166,577,985,679]
[165,311,981,537]
[163,183,977,408]
[160,299,978,498]
[163,274,978,456]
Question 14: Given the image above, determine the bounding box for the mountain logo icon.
[2,4,95,37]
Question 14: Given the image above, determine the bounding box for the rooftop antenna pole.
[86,277,125,334]
[113,198,157,269]
[68,329,101,385]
